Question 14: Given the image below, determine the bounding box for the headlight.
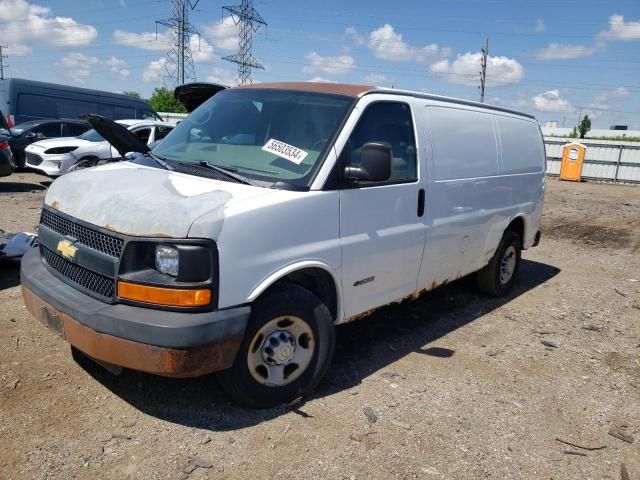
[155,244,179,276]
[44,146,78,155]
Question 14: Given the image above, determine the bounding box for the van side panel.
[4,78,158,124]
[418,103,506,289]
[494,114,546,249]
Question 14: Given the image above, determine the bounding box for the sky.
[1,0,639,128]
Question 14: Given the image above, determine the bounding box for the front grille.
[26,152,43,166]
[41,209,124,258]
[40,245,115,299]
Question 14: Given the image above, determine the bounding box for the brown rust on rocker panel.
[22,285,240,378]
[345,273,470,323]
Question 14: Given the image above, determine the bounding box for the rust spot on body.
[50,201,60,210]
[102,224,171,238]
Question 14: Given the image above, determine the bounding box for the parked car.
[0,78,160,126]
[6,118,90,168]
[25,120,174,176]
[0,110,15,177]
[20,82,545,408]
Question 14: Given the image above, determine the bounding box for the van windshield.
[152,89,353,188]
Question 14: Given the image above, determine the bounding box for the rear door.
[338,97,426,319]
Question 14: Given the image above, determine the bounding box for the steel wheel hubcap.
[247,316,314,387]
[500,245,517,284]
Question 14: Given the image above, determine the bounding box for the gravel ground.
[1,172,639,480]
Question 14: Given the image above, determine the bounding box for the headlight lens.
[155,245,179,276]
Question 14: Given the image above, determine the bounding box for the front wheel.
[217,284,335,409]
[476,231,522,297]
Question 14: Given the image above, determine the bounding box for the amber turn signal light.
[118,282,211,307]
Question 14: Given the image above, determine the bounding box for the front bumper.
[25,152,70,176]
[21,248,250,377]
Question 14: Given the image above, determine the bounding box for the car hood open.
[174,82,227,113]
[80,114,149,158]
[44,162,270,238]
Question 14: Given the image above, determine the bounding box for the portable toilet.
[559,142,587,182]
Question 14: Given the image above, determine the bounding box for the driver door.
[339,99,426,319]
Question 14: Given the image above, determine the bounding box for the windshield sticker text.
[262,138,308,165]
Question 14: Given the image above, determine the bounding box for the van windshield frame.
[151,88,355,189]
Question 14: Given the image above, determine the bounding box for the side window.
[32,122,62,138]
[154,125,173,141]
[497,116,544,174]
[347,102,417,183]
[142,109,157,120]
[132,127,152,144]
[65,123,89,136]
[429,107,498,181]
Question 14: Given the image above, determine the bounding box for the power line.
[479,38,488,103]
[222,0,267,85]
[155,0,200,86]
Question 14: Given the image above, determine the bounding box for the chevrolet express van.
[21,82,545,408]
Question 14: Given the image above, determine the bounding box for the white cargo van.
[21,82,545,408]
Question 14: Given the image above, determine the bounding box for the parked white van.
[21,82,545,408]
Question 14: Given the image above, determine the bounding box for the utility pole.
[156,0,200,86]
[222,0,267,85]
[479,38,488,103]
[0,46,8,80]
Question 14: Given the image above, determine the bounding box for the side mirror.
[344,142,392,182]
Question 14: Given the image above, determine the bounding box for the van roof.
[234,81,535,120]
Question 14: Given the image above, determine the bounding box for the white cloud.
[104,56,130,79]
[60,52,99,84]
[535,42,595,60]
[143,58,168,83]
[113,30,170,51]
[598,14,640,41]
[0,0,96,52]
[430,52,524,86]
[344,26,365,46]
[532,90,573,112]
[535,19,545,32]
[363,73,387,85]
[306,77,338,83]
[59,53,131,84]
[303,52,355,75]
[206,67,236,86]
[368,24,443,62]
[5,44,32,56]
[203,16,239,53]
[588,86,631,110]
[190,35,216,63]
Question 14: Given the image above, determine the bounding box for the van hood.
[44,162,270,238]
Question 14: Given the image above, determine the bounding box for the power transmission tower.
[222,0,266,85]
[0,46,8,80]
[156,0,200,86]
[479,38,489,103]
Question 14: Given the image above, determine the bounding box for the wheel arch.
[505,215,526,247]
[247,261,341,323]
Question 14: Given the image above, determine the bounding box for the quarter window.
[132,127,152,144]
[346,102,417,183]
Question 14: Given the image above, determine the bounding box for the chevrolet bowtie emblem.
[56,239,78,261]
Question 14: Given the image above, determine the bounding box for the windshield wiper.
[196,161,254,185]
[146,151,173,170]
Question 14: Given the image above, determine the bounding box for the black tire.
[218,284,335,409]
[476,231,522,297]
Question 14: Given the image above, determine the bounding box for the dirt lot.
[1,172,639,480]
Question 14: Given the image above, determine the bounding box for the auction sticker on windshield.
[262,138,308,165]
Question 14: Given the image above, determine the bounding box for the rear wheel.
[218,284,335,408]
[476,231,522,297]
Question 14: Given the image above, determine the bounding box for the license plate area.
[41,305,64,336]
